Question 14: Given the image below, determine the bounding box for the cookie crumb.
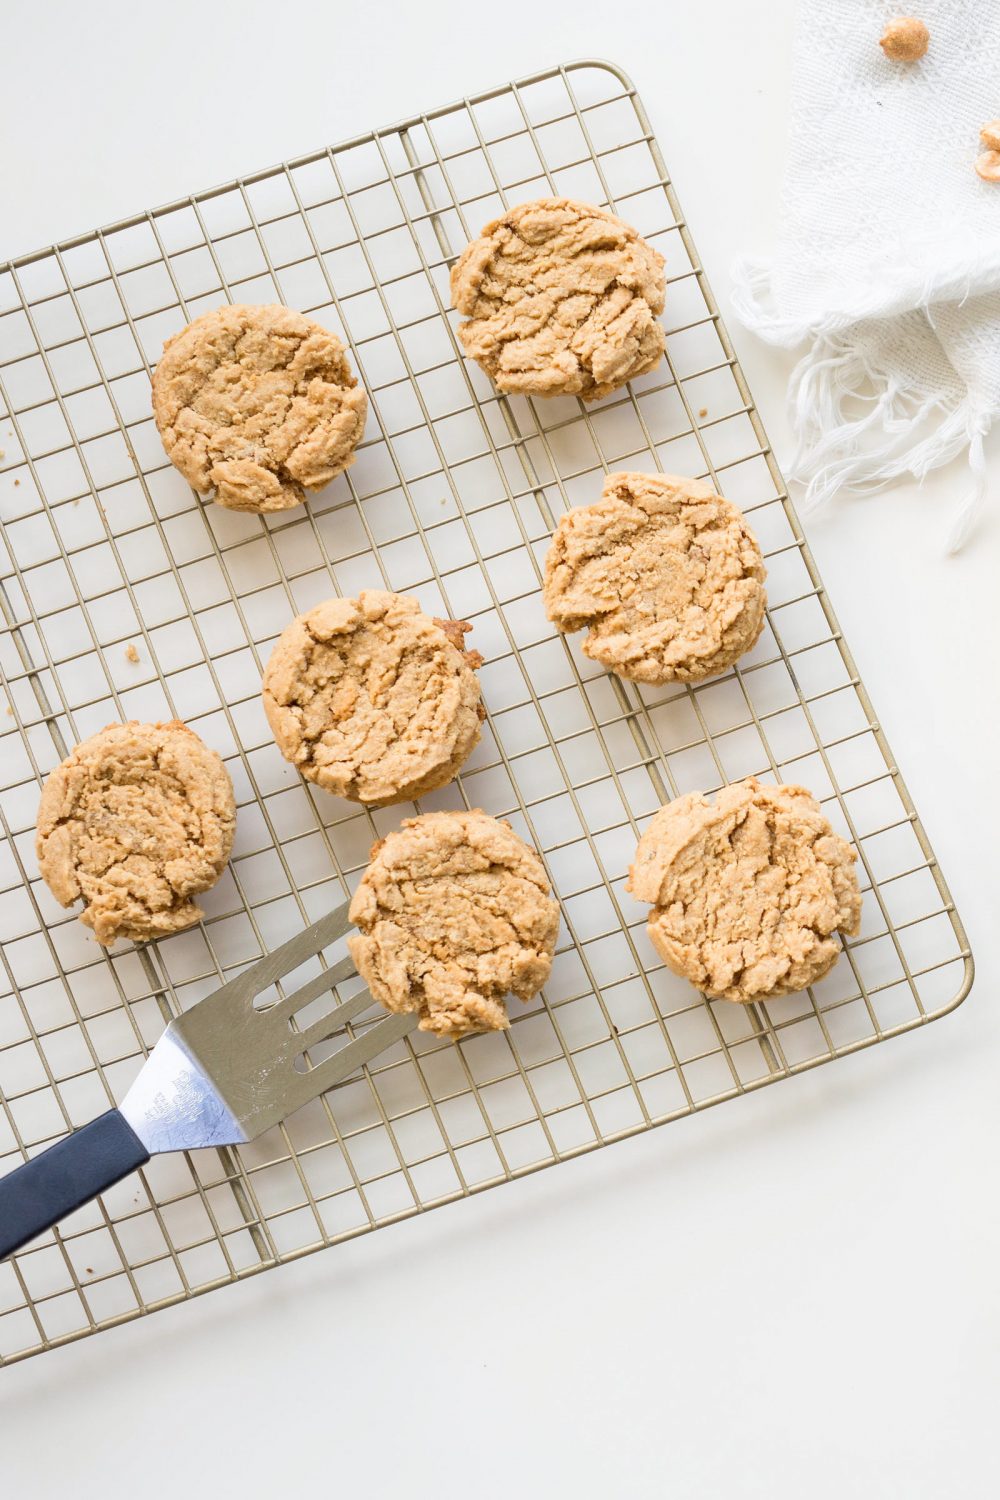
[14,478,20,487]
[432,614,483,668]
[982,120,1000,152]
[975,150,1000,183]
[879,16,929,60]
[124,643,140,663]
[698,406,708,418]
[4,705,13,717]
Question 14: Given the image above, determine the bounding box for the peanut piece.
[974,150,1000,183]
[879,16,929,60]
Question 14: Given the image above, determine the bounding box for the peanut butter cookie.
[543,472,767,684]
[262,590,484,806]
[348,810,560,1039]
[36,721,236,946]
[151,303,367,512]
[450,198,665,401]
[627,777,861,1003]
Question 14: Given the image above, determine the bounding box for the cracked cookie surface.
[627,777,861,1002]
[450,198,666,401]
[543,472,767,684]
[348,810,560,1038]
[151,303,367,512]
[262,590,484,806]
[36,721,236,946]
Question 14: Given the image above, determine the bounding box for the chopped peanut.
[879,16,929,60]
[974,150,1000,183]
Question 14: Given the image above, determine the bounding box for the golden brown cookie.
[627,777,861,1002]
[36,721,236,946]
[450,198,665,401]
[262,590,484,806]
[543,472,767,684]
[151,303,367,513]
[348,810,560,1039]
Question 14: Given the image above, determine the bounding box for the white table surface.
[3,1,998,1494]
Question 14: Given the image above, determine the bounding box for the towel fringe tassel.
[731,257,991,551]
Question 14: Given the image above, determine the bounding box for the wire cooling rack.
[0,60,973,1365]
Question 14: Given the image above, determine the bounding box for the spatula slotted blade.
[121,900,417,1152]
[0,901,417,1261]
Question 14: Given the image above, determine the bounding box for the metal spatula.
[0,901,417,1261]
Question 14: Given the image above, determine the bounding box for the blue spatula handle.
[0,1109,150,1260]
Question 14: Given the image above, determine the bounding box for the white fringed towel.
[731,0,1000,548]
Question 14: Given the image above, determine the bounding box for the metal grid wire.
[0,60,972,1365]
